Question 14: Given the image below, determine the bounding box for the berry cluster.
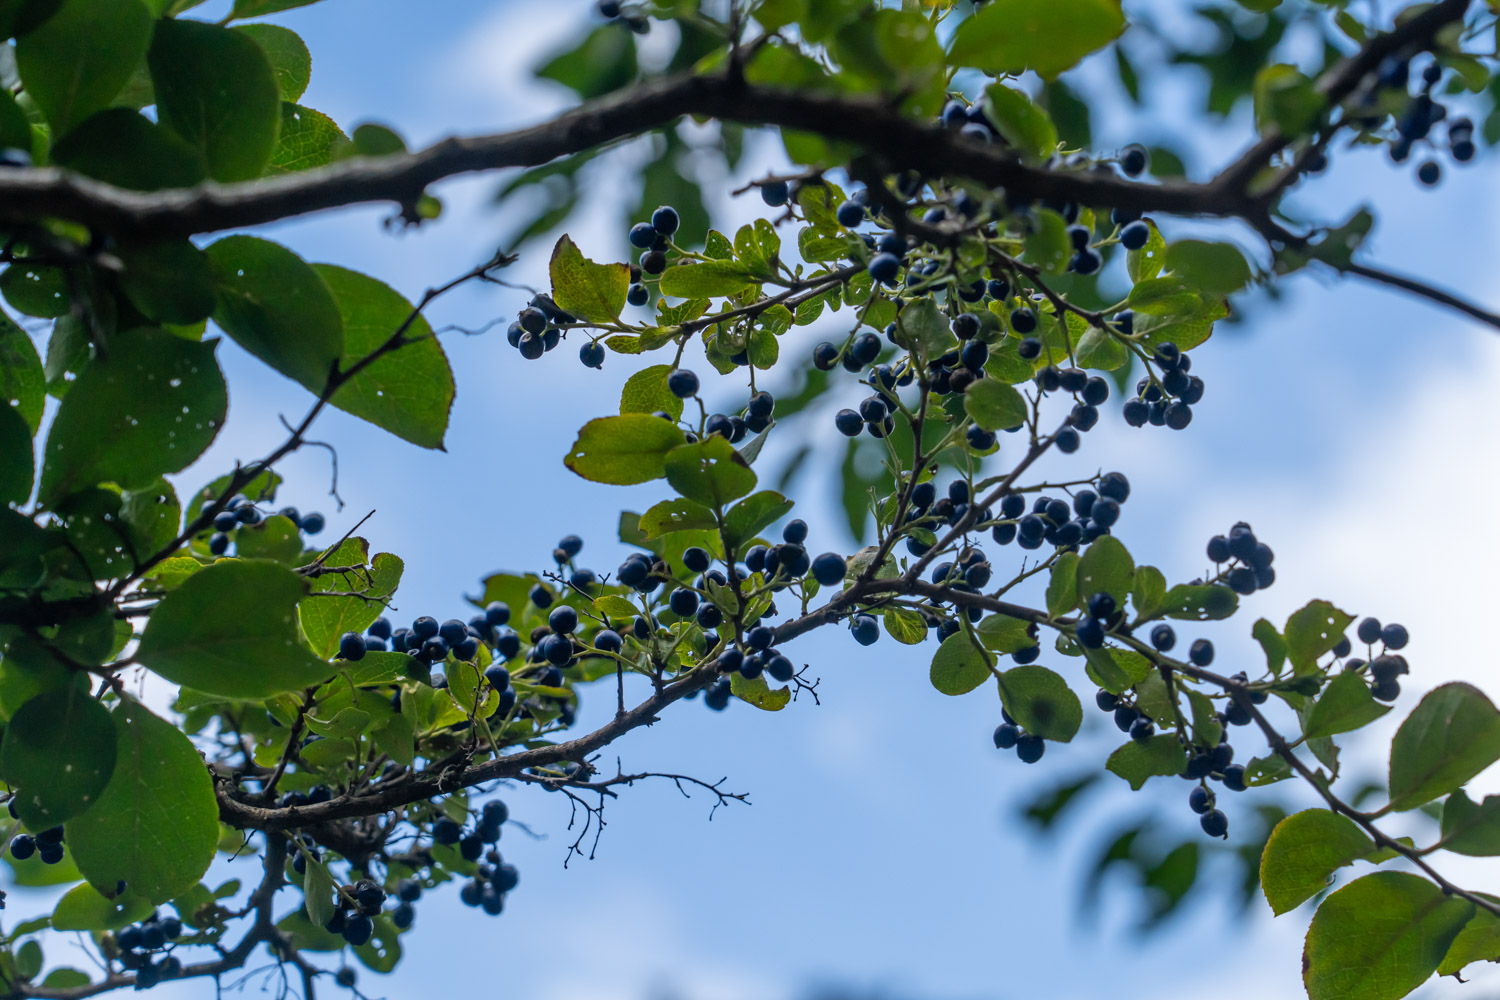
[1361,57,1476,185]
[506,293,577,363]
[201,494,325,556]
[1205,521,1276,595]
[114,912,184,987]
[1121,341,1204,431]
[992,709,1047,763]
[594,0,648,33]
[1347,615,1411,702]
[7,802,66,865]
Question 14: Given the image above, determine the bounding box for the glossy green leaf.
[975,614,1034,654]
[664,437,756,508]
[65,700,219,903]
[0,0,62,39]
[565,415,686,485]
[1285,600,1354,673]
[1253,617,1288,675]
[1304,669,1390,739]
[1023,208,1071,275]
[536,23,637,100]
[136,560,335,699]
[929,630,992,696]
[2,684,115,827]
[1303,872,1472,1000]
[996,665,1082,742]
[549,235,628,324]
[117,240,217,325]
[14,0,152,136]
[207,235,344,394]
[882,607,928,645]
[49,109,207,190]
[1106,734,1187,790]
[950,0,1125,80]
[963,378,1028,431]
[0,315,43,433]
[723,491,793,550]
[149,18,281,181]
[639,497,716,539]
[1440,790,1500,857]
[1388,683,1500,812]
[234,23,310,101]
[620,364,684,421]
[658,260,755,299]
[1084,646,1152,695]
[266,103,347,174]
[1076,536,1133,608]
[299,545,403,659]
[1131,565,1166,619]
[1126,220,1166,283]
[1162,584,1237,621]
[1045,551,1080,617]
[983,83,1057,159]
[1438,897,1500,976]
[38,329,227,505]
[301,854,336,928]
[314,264,454,449]
[1164,240,1253,295]
[1259,809,1376,915]
[0,402,31,504]
[51,883,152,931]
[730,670,790,711]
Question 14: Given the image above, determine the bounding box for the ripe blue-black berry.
[580,341,605,368]
[783,519,808,544]
[1076,616,1105,648]
[1087,592,1116,619]
[850,615,879,645]
[1357,617,1382,644]
[993,722,1020,749]
[836,199,865,227]
[1010,308,1037,333]
[1130,716,1155,742]
[811,552,847,586]
[1122,399,1148,426]
[851,332,881,365]
[1098,472,1131,503]
[629,223,656,249]
[1381,623,1409,649]
[1120,145,1149,176]
[1150,624,1175,651]
[208,532,229,555]
[651,205,680,236]
[1120,221,1150,250]
[1016,734,1045,763]
[627,283,649,307]
[834,409,862,436]
[529,583,554,608]
[868,253,901,285]
[761,179,790,206]
[1222,764,1246,791]
[667,369,699,398]
[9,834,34,860]
[1072,249,1102,275]
[961,339,988,371]
[968,425,996,450]
[1207,535,1230,563]
[338,631,366,661]
[213,510,237,532]
[1089,497,1120,527]
[1055,427,1080,453]
[669,588,699,616]
[437,618,466,644]
[1189,639,1214,666]
[1096,689,1120,712]
[1200,809,1229,838]
[1013,645,1040,665]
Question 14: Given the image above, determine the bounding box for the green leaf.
[996,665,1082,742]
[620,364,684,421]
[658,260,755,299]
[0,315,43,432]
[38,329,227,505]
[1084,646,1152,695]
[565,415,686,485]
[1246,752,1294,786]
[949,0,1125,80]
[929,630,992,696]
[535,23,637,100]
[116,240,216,325]
[1438,898,1500,977]
[1162,584,1237,621]
[1106,733,1187,790]
[1285,600,1354,673]
[982,83,1057,159]
[231,513,303,564]
[1388,683,1500,812]
[549,235,628,324]
[314,264,454,449]
[882,607,928,645]
[722,491,793,550]
[1045,551,1080,617]
[299,549,403,659]
[49,109,207,190]
[1076,536,1133,607]
[1131,565,1166,619]
[2,684,115,827]
[663,436,756,508]
[136,560,336,699]
[149,18,281,181]
[1304,669,1390,739]
[975,614,1034,654]
[638,498,716,539]
[1126,220,1167,283]
[1439,790,1500,857]
[14,0,152,137]
[1023,208,1071,275]
[896,297,955,360]
[1,263,69,318]
[234,23,310,101]
[1303,872,1472,1000]
[1186,689,1223,747]
[65,700,219,904]
[963,378,1028,431]
[0,0,63,39]
[265,103,346,174]
[207,235,344,394]
[301,855,336,928]
[51,883,153,932]
[730,670,790,711]
[1253,63,1322,135]
[40,970,91,990]
[1164,240,1253,295]
[1259,809,1377,915]
[0,405,31,505]
[1253,618,1289,675]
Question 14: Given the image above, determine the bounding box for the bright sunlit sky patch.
[20,1,1500,997]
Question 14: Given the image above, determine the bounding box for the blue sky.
[14,1,1500,997]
